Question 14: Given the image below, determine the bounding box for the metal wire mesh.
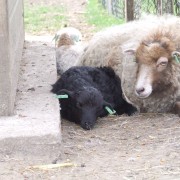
[111,0,125,19]
[99,0,125,18]
[99,0,107,8]
[174,0,180,15]
[135,0,180,17]
[99,0,180,20]
[134,0,156,19]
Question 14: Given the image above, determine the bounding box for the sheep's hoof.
[173,102,180,116]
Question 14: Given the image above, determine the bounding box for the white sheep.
[54,27,82,46]
[54,26,88,75]
[77,15,180,115]
[56,33,85,75]
[121,30,180,114]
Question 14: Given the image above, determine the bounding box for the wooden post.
[107,0,112,14]
[0,0,24,116]
[156,0,163,15]
[125,0,134,22]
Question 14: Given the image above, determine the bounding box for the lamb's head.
[134,32,178,98]
[57,33,75,47]
[57,87,114,130]
[55,27,82,47]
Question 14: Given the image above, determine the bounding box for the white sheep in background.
[54,27,82,46]
[77,15,180,116]
[55,27,86,75]
[56,33,85,75]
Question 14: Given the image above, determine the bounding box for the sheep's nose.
[82,122,92,130]
[136,87,145,95]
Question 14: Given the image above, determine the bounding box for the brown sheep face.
[134,37,176,99]
[135,56,169,98]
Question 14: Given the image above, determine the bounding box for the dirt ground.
[1,0,180,179]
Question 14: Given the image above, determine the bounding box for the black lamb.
[51,66,137,130]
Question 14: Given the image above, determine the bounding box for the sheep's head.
[57,87,115,130]
[55,27,82,47]
[134,32,178,98]
[56,33,75,47]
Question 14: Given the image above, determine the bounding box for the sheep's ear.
[121,42,137,55]
[156,57,168,72]
[57,89,74,98]
[123,49,136,55]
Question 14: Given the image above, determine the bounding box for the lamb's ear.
[103,101,116,115]
[56,89,74,99]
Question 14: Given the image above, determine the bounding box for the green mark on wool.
[105,106,116,115]
[172,51,180,63]
[55,94,68,99]
[173,54,180,63]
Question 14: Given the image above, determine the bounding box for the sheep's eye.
[160,62,167,66]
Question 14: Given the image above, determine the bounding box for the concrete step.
[0,36,61,159]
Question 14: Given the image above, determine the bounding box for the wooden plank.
[156,0,162,15]
[0,0,24,115]
[8,0,24,116]
[0,0,11,115]
[107,0,112,14]
[7,0,17,17]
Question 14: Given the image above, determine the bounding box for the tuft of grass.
[24,3,67,35]
[85,0,124,31]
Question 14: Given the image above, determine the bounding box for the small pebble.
[81,163,86,167]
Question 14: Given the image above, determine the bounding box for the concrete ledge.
[0,37,61,158]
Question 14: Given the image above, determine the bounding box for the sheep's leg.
[173,101,180,117]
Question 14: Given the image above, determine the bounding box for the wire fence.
[99,0,180,20]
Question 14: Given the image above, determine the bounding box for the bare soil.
[1,1,180,180]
